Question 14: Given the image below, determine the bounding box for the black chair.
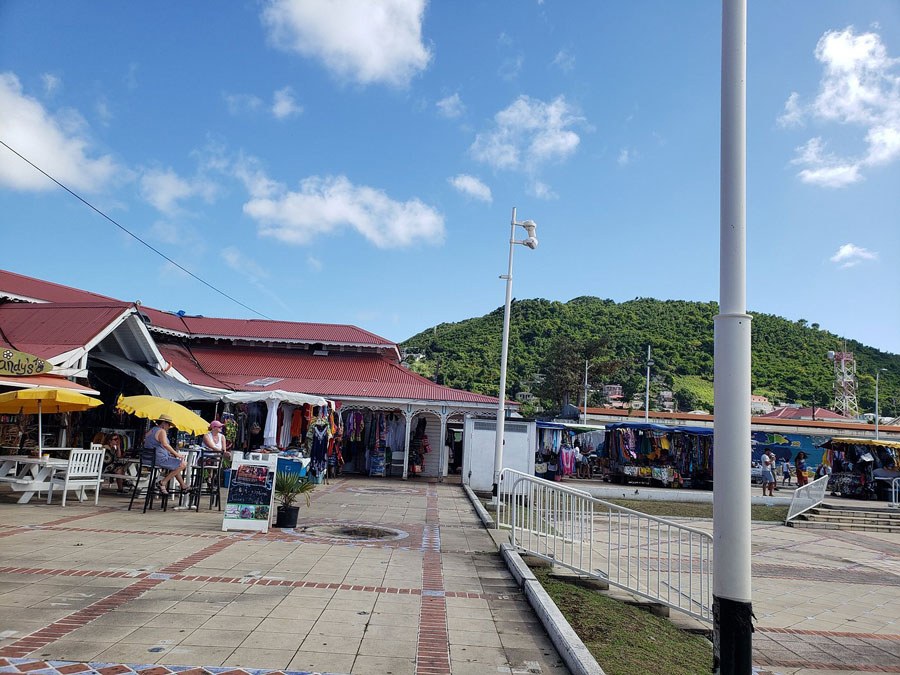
[188,449,222,512]
[128,448,169,513]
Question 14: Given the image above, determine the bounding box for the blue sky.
[1,1,898,355]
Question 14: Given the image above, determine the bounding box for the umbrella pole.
[38,399,43,454]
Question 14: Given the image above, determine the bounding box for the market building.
[0,269,508,480]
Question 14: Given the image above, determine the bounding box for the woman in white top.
[202,420,230,458]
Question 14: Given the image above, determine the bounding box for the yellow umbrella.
[0,387,103,452]
[116,394,209,436]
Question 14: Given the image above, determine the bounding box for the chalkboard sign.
[222,452,277,533]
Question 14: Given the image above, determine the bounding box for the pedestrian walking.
[761,449,776,497]
[795,452,809,487]
[781,461,792,486]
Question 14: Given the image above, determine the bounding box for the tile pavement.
[0,478,567,675]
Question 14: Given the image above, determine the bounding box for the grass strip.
[602,498,788,522]
[533,566,712,675]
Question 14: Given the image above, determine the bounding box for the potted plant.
[274,471,315,528]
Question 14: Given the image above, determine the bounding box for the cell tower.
[827,348,860,418]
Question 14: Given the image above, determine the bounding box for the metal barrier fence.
[496,468,713,622]
[785,475,830,521]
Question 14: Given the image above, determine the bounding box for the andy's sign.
[0,348,53,376]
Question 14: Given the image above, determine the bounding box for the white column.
[402,411,413,480]
[439,412,448,481]
[713,0,752,672]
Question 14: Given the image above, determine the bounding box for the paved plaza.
[0,478,898,675]
[0,479,566,675]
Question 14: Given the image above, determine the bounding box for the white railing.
[786,475,830,521]
[496,468,713,622]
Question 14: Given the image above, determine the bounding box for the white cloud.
[95,97,113,126]
[260,0,432,87]
[233,154,281,199]
[149,220,181,244]
[618,148,637,165]
[791,137,862,187]
[222,246,270,280]
[0,72,119,192]
[126,63,139,90]
[830,243,878,268]
[225,92,263,115]
[306,255,323,272]
[139,167,217,214]
[243,173,445,248]
[436,93,464,119]
[471,95,584,171]
[222,246,292,313]
[782,27,900,186]
[41,73,61,97]
[272,86,303,119]
[777,92,803,128]
[528,180,557,200]
[552,50,575,73]
[448,174,492,203]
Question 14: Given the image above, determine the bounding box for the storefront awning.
[223,389,327,407]
[0,374,100,395]
[91,352,221,402]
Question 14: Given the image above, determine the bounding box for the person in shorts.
[761,449,775,497]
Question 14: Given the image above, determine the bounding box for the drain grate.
[294,523,408,542]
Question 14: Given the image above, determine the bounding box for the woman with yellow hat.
[145,413,187,495]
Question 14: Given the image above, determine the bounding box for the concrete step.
[787,520,900,533]
[815,507,899,519]
[806,512,900,525]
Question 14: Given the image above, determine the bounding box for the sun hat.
[157,413,175,425]
[210,420,224,429]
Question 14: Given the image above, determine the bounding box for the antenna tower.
[827,346,859,418]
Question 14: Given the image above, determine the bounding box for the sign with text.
[222,451,277,533]
[0,348,53,377]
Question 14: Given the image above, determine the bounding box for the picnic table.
[0,454,69,504]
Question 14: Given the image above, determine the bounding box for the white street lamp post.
[713,0,752,672]
[492,207,538,501]
[644,345,653,423]
[876,368,887,439]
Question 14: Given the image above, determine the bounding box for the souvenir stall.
[821,437,900,501]
[600,423,714,488]
[534,422,576,481]
[341,408,407,477]
[671,426,714,489]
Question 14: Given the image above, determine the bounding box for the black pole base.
[491,482,498,498]
[713,595,754,674]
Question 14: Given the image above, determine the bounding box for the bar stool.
[188,449,222,511]
[128,448,168,513]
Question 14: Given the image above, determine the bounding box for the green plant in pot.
[274,472,314,528]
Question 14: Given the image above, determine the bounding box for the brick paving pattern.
[0,478,567,675]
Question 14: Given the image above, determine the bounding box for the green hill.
[400,297,900,415]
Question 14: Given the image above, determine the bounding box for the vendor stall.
[600,422,714,488]
[821,437,900,500]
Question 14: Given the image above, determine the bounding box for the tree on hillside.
[536,336,623,412]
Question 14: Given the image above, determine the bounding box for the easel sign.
[222,452,277,533]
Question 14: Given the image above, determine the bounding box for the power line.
[0,138,273,320]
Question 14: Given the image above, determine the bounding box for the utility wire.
[0,138,273,320]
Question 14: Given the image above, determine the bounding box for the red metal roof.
[0,302,131,360]
[761,406,852,421]
[159,344,501,404]
[176,316,395,346]
[0,269,116,304]
[1,269,397,350]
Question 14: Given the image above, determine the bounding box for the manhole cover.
[346,486,420,494]
[295,523,408,541]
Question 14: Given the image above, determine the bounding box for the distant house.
[762,406,851,422]
[750,395,773,415]
[602,384,623,399]
[656,390,675,412]
[515,391,536,403]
